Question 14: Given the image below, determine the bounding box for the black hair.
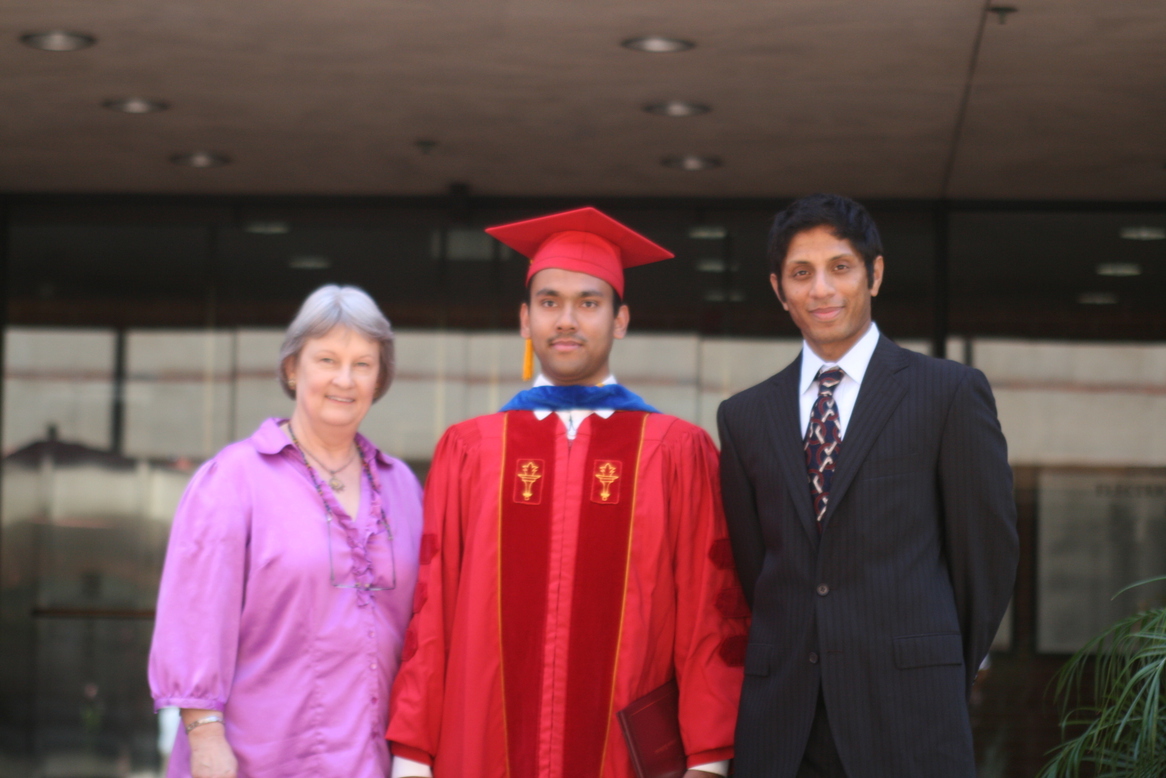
[767,193,883,288]
[524,285,623,314]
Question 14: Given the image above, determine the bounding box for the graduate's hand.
[187,723,237,778]
[683,771,720,778]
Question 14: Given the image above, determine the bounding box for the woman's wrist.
[180,708,226,739]
[185,714,225,734]
[186,720,227,745]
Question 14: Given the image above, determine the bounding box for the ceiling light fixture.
[1119,225,1166,241]
[688,225,727,240]
[622,36,694,53]
[1078,292,1118,305]
[289,256,331,270]
[171,151,230,168]
[662,155,722,171]
[1095,262,1142,277]
[103,97,169,114]
[429,228,497,261]
[244,221,290,235]
[644,101,710,117]
[704,289,746,303]
[695,258,739,273]
[988,5,1018,24]
[20,30,96,51]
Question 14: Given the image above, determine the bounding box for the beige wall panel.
[235,329,296,440]
[233,378,292,441]
[976,340,1166,385]
[124,331,235,459]
[897,339,931,356]
[3,328,115,452]
[994,389,1166,466]
[2,467,43,526]
[49,467,143,521]
[144,468,195,524]
[367,331,470,460]
[611,335,700,423]
[975,339,1166,465]
[124,382,234,460]
[236,329,284,371]
[462,332,527,420]
[697,338,802,442]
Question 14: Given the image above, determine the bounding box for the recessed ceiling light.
[662,155,722,171]
[1095,262,1142,277]
[289,256,331,270]
[20,30,96,51]
[102,97,169,114]
[171,151,230,168]
[244,221,290,235]
[1120,225,1166,241]
[429,228,497,261]
[1078,292,1118,305]
[988,5,1018,24]
[695,258,739,273]
[622,36,694,53]
[704,289,745,303]
[644,101,710,117]
[688,225,727,240]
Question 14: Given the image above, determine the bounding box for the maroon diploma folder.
[617,679,687,778]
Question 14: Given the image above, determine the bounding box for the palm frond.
[1039,578,1166,778]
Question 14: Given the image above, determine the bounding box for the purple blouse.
[149,418,422,778]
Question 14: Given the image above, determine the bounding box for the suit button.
[816,583,830,596]
[808,652,819,664]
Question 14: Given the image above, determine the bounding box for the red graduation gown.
[388,410,747,778]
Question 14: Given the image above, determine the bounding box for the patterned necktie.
[804,367,844,529]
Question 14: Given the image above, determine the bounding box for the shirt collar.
[250,417,394,468]
[533,374,617,388]
[798,322,881,395]
[531,374,618,420]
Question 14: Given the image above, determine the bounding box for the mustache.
[547,336,587,347]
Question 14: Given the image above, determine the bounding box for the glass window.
[1,197,1162,777]
[1037,468,1166,654]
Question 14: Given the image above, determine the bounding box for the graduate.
[387,207,748,778]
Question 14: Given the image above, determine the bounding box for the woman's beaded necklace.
[286,424,356,491]
[284,422,396,591]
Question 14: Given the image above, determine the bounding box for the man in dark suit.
[717,194,1018,778]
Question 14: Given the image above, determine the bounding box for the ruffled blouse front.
[305,436,395,609]
[148,418,422,778]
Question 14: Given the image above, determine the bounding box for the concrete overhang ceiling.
[2,0,1163,199]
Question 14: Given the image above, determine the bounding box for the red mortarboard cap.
[484,207,674,298]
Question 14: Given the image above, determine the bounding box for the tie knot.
[817,367,844,391]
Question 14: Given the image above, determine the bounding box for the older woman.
[149,285,421,778]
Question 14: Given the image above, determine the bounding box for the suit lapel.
[761,356,820,545]
[821,336,909,527]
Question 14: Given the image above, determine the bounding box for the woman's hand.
[182,709,237,778]
[189,724,237,778]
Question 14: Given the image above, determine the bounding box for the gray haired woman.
[149,285,422,778]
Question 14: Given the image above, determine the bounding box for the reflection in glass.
[1037,469,1166,653]
[1,430,193,775]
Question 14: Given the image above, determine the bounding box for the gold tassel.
[522,338,535,382]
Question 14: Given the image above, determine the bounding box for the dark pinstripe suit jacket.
[717,336,1018,778]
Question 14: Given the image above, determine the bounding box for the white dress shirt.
[390,374,728,778]
[532,373,616,440]
[797,322,881,440]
